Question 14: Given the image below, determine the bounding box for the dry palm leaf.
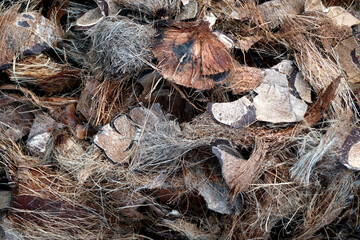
[153,21,234,90]
[0,6,63,70]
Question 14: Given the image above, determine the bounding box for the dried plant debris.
[94,114,139,164]
[116,0,179,17]
[334,35,360,84]
[184,166,237,215]
[208,60,310,127]
[27,113,56,157]
[0,95,35,141]
[212,139,267,194]
[153,20,234,89]
[176,0,199,20]
[208,96,256,129]
[253,61,309,123]
[0,6,63,70]
[226,65,263,94]
[5,53,80,94]
[87,17,156,77]
[339,127,360,170]
[1,0,360,239]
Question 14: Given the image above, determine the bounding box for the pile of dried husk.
[0,0,360,239]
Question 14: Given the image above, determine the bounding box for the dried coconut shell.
[253,64,308,123]
[5,53,80,94]
[212,139,267,194]
[94,115,139,164]
[338,127,360,170]
[207,97,256,129]
[176,0,199,20]
[334,36,360,84]
[152,21,234,90]
[326,6,360,27]
[26,113,56,157]
[226,65,263,94]
[75,7,104,30]
[0,6,63,69]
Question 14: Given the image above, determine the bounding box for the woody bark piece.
[27,113,56,157]
[152,21,234,90]
[338,128,360,170]
[176,0,199,20]
[207,97,256,129]
[0,6,63,69]
[212,139,267,194]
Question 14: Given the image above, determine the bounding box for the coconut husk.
[153,20,234,90]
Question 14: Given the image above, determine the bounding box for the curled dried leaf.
[153,21,234,89]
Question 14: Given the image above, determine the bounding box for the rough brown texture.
[153,21,234,89]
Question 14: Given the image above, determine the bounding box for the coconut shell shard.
[0,8,63,69]
[339,127,360,170]
[152,21,234,89]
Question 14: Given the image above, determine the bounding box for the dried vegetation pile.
[0,0,360,239]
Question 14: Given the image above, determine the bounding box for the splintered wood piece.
[207,97,256,129]
[94,115,138,164]
[212,139,267,194]
[0,7,63,69]
[339,128,360,170]
[152,21,234,90]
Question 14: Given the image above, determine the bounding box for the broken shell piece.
[94,115,139,164]
[152,21,234,90]
[212,31,235,49]
[0,7,63,69]
[226,65,263,94]
[207,97,256,129]
[334,36,360,84]
[75,7,104,30]
[176,0,199,20]
[184,167,234,214]
[27,113,56,157]
[253,63,308,123]
[326,6,360,28]
[339,128,360,170]
[212,139,267,194]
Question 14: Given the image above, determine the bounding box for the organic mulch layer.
[1,0,360,239]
